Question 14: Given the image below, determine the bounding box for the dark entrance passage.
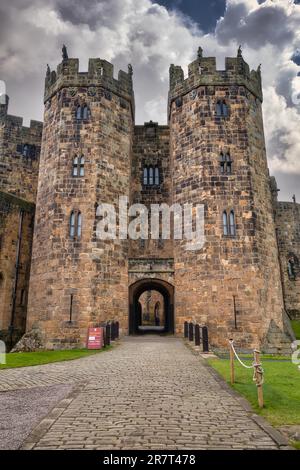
[129,279,174,335]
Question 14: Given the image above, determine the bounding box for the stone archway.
[129,279,174,335]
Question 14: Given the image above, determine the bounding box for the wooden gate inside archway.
[129,279,174,334]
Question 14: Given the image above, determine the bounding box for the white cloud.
[0,0,299,199]
[264,86,300,173]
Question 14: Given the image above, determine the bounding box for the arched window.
[149,167,154,186]
[76,105,90,120]
[216,101,223,116]
[155,167,159,185]
[22,144,29,157]
[223,211,228,236]
[70,211,82,239]
[226,153,232,174]
[216,100,229,117]
[229,210,236,236]
[70,211,76,238]
[72,155,85,177]
[79,156,85,176]
[220,153,232,174]
[83,105,89,120]
[287,256,298,280]
[76,106,82,120]
[222,101,229,117]
[77,212,82,238]
[223,210,236,236]
[72,156,78,176]
[143,166,160,186]
[220,153,225,174]
[143,167,148,185]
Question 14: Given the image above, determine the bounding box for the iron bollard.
[111,321,115,341]
[113,321,117,340]
[184,321,188,338]
[188,322,194,342]
[195,324,201,347]
[202,326,209,353]
[115,321,119,339]
[106,322,111,346]
[101,323,106,348]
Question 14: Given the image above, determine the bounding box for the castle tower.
[26,52,134,348]
[168,48,291,350]
[0,95,42,347]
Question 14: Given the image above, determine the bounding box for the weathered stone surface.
[262,319,294,355]
[0,51,298,352]
[168,53,291,351]
[26,58,134,348]
[0,99,42,346]
[11,327,45,352]
[0,96,42,203]
[272,188,300,320]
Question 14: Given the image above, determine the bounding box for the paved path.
[0,337,279,450]
[0,384,72,449]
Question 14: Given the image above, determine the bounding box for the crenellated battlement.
[4,115,43,135]
[45,57,134,104]
[0,95,43,135]
[169,47,262,106]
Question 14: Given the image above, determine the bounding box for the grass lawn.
[208,357,300,428]
[0,347,111,370]
[291,320,300,340]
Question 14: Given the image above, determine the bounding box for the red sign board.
[87,327,103,349]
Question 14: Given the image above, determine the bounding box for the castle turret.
[0,94,9,119]
[0,94,42,202]
[169,48,291,351]
[27,51,135,347]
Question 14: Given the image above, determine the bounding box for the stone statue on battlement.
[62,44,68,61]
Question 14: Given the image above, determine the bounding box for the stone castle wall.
[1,50,296,352]
[130,122,172,259]
[0,96,42,203]
[275,201,300,319]
[26,58,134,348]
[0,193,35,344]
[0,97,42,347]
[168,53,288,350]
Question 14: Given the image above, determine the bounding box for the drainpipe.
[9,209,24,349]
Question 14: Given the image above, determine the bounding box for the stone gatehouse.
[0,47,299,352]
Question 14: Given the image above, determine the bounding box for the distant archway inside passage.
[129,279,174,335]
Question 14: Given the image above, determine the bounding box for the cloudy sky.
[0,0,300,201]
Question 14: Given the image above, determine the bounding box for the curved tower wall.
[169,53,287,349]
[27,58,134,348]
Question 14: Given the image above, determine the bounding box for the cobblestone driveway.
[0,337,281,450]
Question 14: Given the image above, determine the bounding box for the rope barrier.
[229,340,254,369]
[229,340,264,387]
[253,364,264,386]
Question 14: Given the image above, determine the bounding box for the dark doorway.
[129,279,174,335]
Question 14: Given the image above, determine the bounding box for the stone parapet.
[45,58,134,114]
[169,53,262,115]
